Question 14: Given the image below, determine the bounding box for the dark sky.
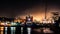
[0,0,60,18]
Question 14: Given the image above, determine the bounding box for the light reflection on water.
[0,27,54,34]
[0,27,16,34]
[0,27,4,34]
[10,27,16,34]
[33,28,54,33]
[5,27,7,34]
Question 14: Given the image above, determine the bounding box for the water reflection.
[0,27,4,34]
[27,28,31,34]
[11,27,16,34]
[0,26,55,34]
[32,27,54,34]
[5,27,7,34]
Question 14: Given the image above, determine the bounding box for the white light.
[28,18,31,21]
[27,28,31,34]
[11,27,16,34]
[5,27,7,34]
[11,22,16,26]
[21,27,23,34]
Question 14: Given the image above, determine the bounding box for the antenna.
[45,0,47,19]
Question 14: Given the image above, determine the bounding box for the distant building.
[26,15,33,22]
[25,15,33,26]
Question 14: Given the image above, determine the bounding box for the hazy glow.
[18,12,52,22]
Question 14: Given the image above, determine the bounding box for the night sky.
[0,0,60,20]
